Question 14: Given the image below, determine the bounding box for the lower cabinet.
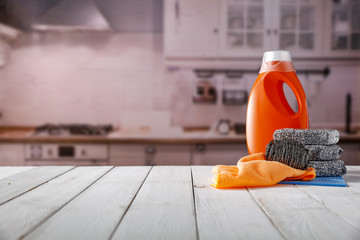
[23,143,109,166]
[0,144,24,166]
[192,143,249,165]
[2,141,357,167]
[338,143,360,165]
[25,159,108,166]
[109,144,192,166]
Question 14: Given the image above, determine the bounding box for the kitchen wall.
[0,30,359,129]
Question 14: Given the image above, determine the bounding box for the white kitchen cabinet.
[110,144,147,166]
[323,0,360,58]
[164,0,220,58]
[338,143,360,165]
[165,0,360,60]
[220,0,323,57]
[192,143,248,165]
[219,0,270,57]
[165,0,324,59]
[272,0,324,57]
[149,144,192,165]
[0,144,24,166]
[23,143,109,166]
[109,144,191,166]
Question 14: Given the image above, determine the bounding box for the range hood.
[31,0,112,31]
[0,22,21,41]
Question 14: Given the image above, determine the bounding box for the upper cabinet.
[323,0,360,57]
[219,0,323,57]
[164,0,220,58]
[273,0,324,57]
[219,0,268,57]
[164,0,360,60]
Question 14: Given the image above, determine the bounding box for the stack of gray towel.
[266,128,347,177]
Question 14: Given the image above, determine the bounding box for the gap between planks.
[191,166,284,240]
[0,166,76,207]
[23,166,152,240]
[0,167,115,240]
[246,187,288,240]
[0,167,35,181]
[107,166,153,240]
[247,185,360,239]
[294,166,360,232]
[245,165,360,240]
[110,166,197,240]
[21,167,115,240]
[295,184,360,232]
[190,167,200,240]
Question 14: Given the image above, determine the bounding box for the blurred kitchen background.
[0,0,359,166]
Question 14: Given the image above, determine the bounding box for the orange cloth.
[212,153,316,188]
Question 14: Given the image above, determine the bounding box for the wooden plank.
[111,166,197,240]
[343,166,360,192]
[0,166,74,205]
[296,184,360,232]
[191,166,285,240]
[248,185,360,239]
[0,166,112,240]
[0,167,35,180]
[24,167,151,240]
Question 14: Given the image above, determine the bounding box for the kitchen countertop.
[0,166,359,239]
[0,127,248,144]
[0,127,359,144]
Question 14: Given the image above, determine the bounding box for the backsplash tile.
[0,31,359,130]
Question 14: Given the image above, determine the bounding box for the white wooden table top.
[0,166,359,240]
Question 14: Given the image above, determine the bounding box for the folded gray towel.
[265,140,309,170]
[308,160,347,177]
[273,128,339,145]
[305,145,343,160]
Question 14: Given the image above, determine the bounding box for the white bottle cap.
[259,50,295,73]
[262,50,292,63]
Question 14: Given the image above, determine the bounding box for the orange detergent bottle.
[246,50,309,155]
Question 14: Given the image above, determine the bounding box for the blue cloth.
[279,176,347,187]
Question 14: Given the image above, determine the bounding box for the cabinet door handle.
[146,158,154,166]
[267,29,271,35]
[175,0,180,20]
[195,143,206,152]
[145,145,156,154]
[273,29,278,35]
[213,28,218,34]
[81,149,86,156]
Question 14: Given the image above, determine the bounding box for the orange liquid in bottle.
[246,51,309,155]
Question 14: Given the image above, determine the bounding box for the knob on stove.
[81,149,87,156]
[30,145,42,159]
[145,145,156,154]
[48,149,53,156]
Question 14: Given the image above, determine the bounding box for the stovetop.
[34,124,114,136]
